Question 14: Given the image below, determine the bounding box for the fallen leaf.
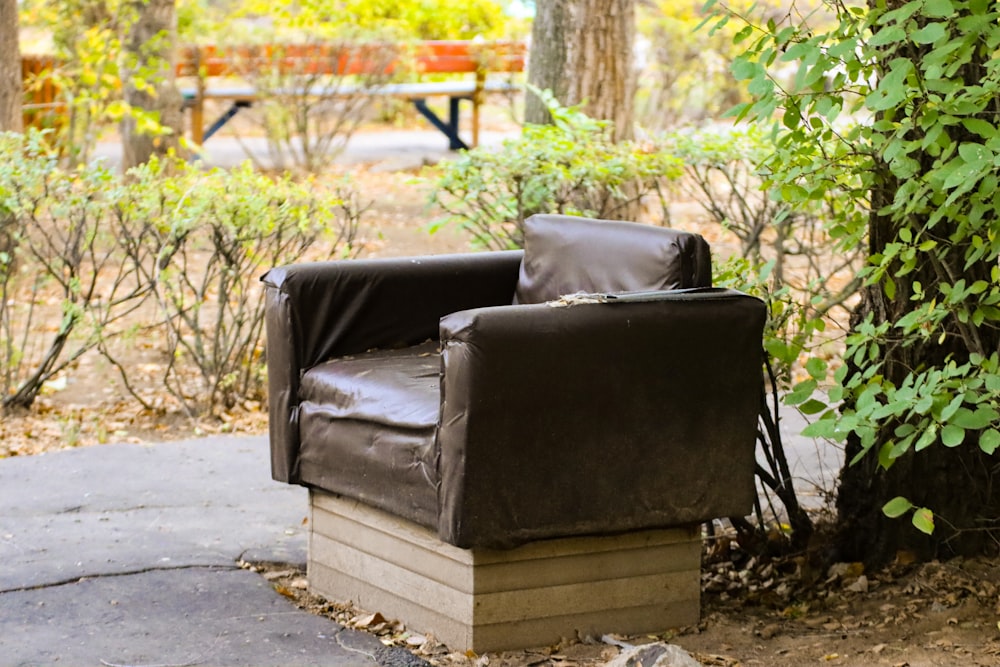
[355,612,386,629]
[847,575,870,593]
[758,623,781,639]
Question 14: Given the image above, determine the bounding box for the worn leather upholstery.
[262,251,522,485]
[298,343,441,527]
[516,214,712,303]
[262,215,766,549]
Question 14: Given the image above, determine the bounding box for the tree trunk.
[0,0,22,132]
[835,1,1000,566]
[120,0,183,168]
[525,0,636,141]
[836,179,1000,566]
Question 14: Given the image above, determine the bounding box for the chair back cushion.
[514,214,712,304]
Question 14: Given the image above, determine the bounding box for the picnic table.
[22,40,526,151]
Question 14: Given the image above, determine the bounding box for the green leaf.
[952,406,998,430]
[924,0,953,16]
[731,59,760,81]
[785,378,818,405]
[805,357,827,380]
[910,22,946,44]
[940,394,964,422]
[915,424,938,451]
[942,424,966,447]
[765,338,796,365]
[799,398,828,415]
[879,441,898,469]
[883,496,914,518]
[877,0,922,24]
[943,159,990,190]
[733,24,754,44]
[962,118,995,138]
[912,507,935,535]
[802,416,839,439]
[869,25,907,47]
[958,143,991,163]
[980,429,1000,455]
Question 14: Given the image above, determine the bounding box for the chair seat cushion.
[295,342,441,529]
[300,341,441,429]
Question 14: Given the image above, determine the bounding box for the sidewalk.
[0,435,428,667]
[94,128,516,172]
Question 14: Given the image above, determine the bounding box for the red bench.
[21,41,526,150]
[175,41,526,149]
[20,54,62,130]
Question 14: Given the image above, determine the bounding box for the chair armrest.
[262,250,522,483]
[436,289,766,548]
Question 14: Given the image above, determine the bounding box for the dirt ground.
[255,546,1000,667]
[4,141,1000,666]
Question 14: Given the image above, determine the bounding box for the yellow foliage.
[222,0,512,41]
[636,0,833,127]
[340,0,510,40]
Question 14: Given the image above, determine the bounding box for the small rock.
[605,642,702,667]
[373,644,431,667]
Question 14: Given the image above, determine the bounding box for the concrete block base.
[307,491,702,653]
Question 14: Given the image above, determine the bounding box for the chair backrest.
[514,214,712,305]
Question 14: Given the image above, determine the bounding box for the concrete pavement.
[94,128,516,172]
[0,435,428,667]
[0,421,840,666]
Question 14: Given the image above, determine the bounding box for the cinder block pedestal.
[307,491,702,653]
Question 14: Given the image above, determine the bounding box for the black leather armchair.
[262,214,766,549]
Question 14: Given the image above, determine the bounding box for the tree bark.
[120,0,183,168]
[525,0,635,141]
[836,175,1000,565]
[834,0,1000,566]
[0,0,22,132]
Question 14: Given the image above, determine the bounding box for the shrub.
[0,131,366,416]
[0,130,147,410]
[660,123,862,308]
[111,157,364,415]
[430,91,684,249]
[666,124,862,547]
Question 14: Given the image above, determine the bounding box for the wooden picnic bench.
[21,40,526,150]
[175,41,526,149]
